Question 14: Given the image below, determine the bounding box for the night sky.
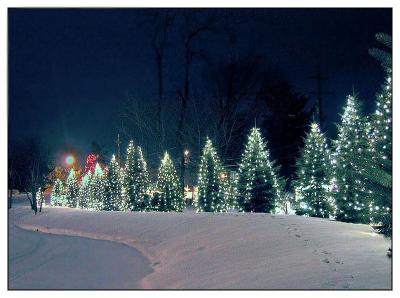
[8,8,392,164]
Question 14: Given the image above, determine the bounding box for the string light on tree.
[105,155,126,211]
[77,172,91,209]
[51,178,65,206]
[294,122,333,218]
[65,169,79,208]
[237,127,283,213]
[332,95,370,224]
[87,163,107,211]
[125,141,151,211]
[196,138,227,212]
[155,152,185,212]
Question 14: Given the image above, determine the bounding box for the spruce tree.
[105,155,124,211]
[125,142,151,211]
[87,163,107,210]
[332,95,371,223]
[294,122,333,218]
[367,76,392,235]
[125,140,136,210]
[77,172,91,209]
[65,169,79,208]
[51,178,65,206]
[134,146,151,211]
[155,152,184,211]
[196,138,226,212]
[237,127,282,213]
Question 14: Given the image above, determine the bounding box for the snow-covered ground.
[9,201,391,289]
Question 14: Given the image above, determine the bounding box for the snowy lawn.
[9,203,391,289]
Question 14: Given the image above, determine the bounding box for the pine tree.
[51,178,65,206]
[125,141,151,211]
[87,163,107,210]
[294,122,333,218]
[196,138,227,212]
[65,169,79,208]
[237,127,282,213]
[155,152,184,211]
[332,95,371,223]
[105,155,124,211]
[77,172,91,209]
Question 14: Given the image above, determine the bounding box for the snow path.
[9,212,152,289]
[10,203,391,289]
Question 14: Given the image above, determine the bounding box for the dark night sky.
[8,8,392,164]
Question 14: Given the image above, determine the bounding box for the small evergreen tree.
[77,172,91,209]
[237,127,282,213]
[87,163,107,210]
[156,152,184,211]
[196,138,226,212]
[125,141,151,211]
[65,169,79,208]
[125,140,136,210]
[105,155,124,211]
[51,178,65,206]
[332,95,371,223]
[294,122,333,218]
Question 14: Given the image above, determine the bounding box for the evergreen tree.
[294,122,333,218]
[105,155,124,211]
[77,172,91,209]
[51,178,65,206]
[155,152,184,211]
[125,141,151,211]
[367,35,392,235]
[332,95,371,223]
[87,163,107,210]
[65,169,79,208]
[133,146,151,211]
[196,138,227,212]
[237,127,282,213]
[125,140,136,210]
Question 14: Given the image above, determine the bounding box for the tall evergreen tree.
[77,172,91,209]
[294,122,333,218]
[259,79,312,185]
[51,178,65,206]
[332,95,371,223]
[65,169,79,208]
[196,138,226,212]
[105,155,124,211]
[237,127,283,213]
[367,81,392,235]
[155,152,184,211]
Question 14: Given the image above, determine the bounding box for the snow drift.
[9,204,391,289]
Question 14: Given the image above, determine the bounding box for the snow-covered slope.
[10,204,391,289]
